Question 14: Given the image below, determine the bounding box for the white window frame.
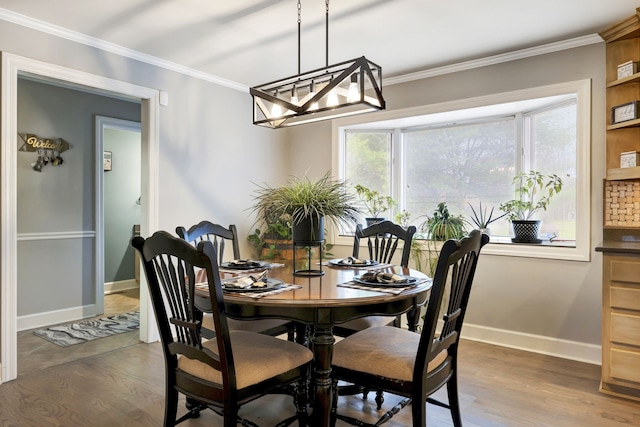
[332,80,591,262]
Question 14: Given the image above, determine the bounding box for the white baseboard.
[104,279,139,294]
[461,323,601,366]
[17,304,97,332]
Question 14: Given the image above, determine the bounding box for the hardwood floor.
[5,294,640,426]
[16,288,140,375]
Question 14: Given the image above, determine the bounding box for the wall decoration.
[18,133,70,172]
[103,151,112,171]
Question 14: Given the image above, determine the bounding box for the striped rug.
[33,311,139,347]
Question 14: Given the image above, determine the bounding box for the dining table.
[194,259,432,427]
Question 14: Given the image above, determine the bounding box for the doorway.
[96,116,142,313]
[1,52,160,383]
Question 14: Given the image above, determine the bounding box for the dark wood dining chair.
[330,229,489,427]
[176,220,293,339]
[333,220,418,337]
[131,231,312,427]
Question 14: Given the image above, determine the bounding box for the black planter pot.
[292,216,325,244]
[511,220,542,243]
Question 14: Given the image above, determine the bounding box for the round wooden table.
[196,263,431,427]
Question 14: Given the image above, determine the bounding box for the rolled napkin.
[224,271,268,289]
[339,256,370,265]
[360,271,408,284]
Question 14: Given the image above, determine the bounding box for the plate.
[329,258,378,267]
[221,278,284,293]
[220,260,270,270]
[352,275,418,288]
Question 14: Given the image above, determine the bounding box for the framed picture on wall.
[103,151,112,171]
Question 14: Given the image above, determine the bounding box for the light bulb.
[347,73,359,102]
[326,88,339,107]
[308,82,319,111]
[291,86,299,106]
[271,91,283,118]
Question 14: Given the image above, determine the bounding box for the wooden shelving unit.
[600,8,640,401]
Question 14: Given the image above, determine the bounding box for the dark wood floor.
[4,291,640,426]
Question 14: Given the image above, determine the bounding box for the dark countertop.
[596,228,640,254]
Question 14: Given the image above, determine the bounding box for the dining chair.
[333,220,418,337]
[131,231,313,427]
[176,220,293,339]
[330,229,489,427]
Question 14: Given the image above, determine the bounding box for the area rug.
[33,311,139,347]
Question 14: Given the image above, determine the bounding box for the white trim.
[104,279,139,295]
[0,8,246,93]
[332,79,591,262]
[384,35,603,86]
[461,323,601,366]
[1,52,160,383]
[0,7,601,92]
[17,304,98,332]
[17,231,95,241]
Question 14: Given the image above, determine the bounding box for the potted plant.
[409,202,467,277]
[251,172,360,244]
[468,201,507,236]
[354,184,397,226]
[423,202,467,240]
[499,170,563,243]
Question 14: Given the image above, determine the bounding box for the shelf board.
[607,118,640,130]
[607,72,640,87]
[607,166,640,180]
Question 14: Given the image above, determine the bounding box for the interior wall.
[0,17,290,327]
[104,126,140,284]
[16,78,140,319]
[286,42,606,362]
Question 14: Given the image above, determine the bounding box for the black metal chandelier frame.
[250,0,385,129]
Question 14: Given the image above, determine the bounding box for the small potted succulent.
[354,184,397,226]
[468,201,507,236]
[499,171,563,243]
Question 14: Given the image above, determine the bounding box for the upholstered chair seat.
[333,326,448,382]
[178,330,312,389]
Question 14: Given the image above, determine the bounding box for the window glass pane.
[526,102,577,240]
[345,131,392,221]
[403,119,515,236]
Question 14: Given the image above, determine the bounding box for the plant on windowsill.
[499,170,563,244]
[467,201,507,236]
[354,184,397,226]
[411,202,468,277]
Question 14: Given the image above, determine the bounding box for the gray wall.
[104,126,140,283]
[286,43,606,353]
[16,78,140,316]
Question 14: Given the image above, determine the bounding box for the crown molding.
[0,8,248,92]
[0,7,603,93]
[384,34,604,86]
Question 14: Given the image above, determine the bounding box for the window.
[333,81,591,261]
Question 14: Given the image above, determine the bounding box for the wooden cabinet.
[601,9,640,180]
[601,251,640,400]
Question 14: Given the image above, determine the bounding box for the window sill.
[333,234,589,262]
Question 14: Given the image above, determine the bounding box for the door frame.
[95,116,142,314]
[1,52,160,383]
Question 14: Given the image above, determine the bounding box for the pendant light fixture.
[250,0,385,128]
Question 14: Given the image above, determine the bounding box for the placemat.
[337,278,431,295]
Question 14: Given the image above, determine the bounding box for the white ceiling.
[1,0,639,88]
